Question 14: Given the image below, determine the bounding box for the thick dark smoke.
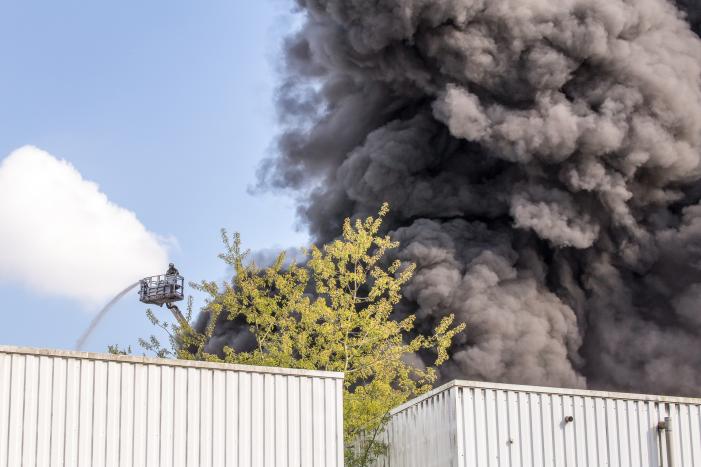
[221,0,701,396]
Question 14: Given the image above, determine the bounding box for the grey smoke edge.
[218,0,701,396]
[677,0,701,34]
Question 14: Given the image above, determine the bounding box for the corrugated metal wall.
[373,380,701,467]
[0,346,344,467]
[374,387,458,466]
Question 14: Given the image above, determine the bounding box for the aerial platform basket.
[139,273,184,306]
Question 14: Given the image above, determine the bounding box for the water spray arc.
[75,281,140,350]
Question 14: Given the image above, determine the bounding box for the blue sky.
[0,1,308,353]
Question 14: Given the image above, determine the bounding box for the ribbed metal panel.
[0,345,344,467]
[375,387,458,467]
[373,380,701,467]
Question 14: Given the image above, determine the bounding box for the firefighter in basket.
[166,262,180,276]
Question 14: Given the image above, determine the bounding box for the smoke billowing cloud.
[247,0,701,396]
[0,146,171,308]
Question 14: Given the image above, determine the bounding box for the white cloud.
[0,145,171,309]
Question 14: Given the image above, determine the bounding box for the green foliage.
[107,344,132,355]
[130,204,465,466]
[112,295,200,359]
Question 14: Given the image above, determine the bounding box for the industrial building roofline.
[0,344,344,380]
[390,378,701,416]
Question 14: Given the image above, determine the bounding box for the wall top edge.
[390,379,701,416]
[0,344,344,380]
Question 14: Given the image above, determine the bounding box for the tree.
[136,204,465,466]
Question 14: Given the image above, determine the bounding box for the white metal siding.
[375,388,457,467]
[373,380,701,467]
[0,346,344,467]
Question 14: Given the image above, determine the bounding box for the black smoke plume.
[219,0,701,396]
